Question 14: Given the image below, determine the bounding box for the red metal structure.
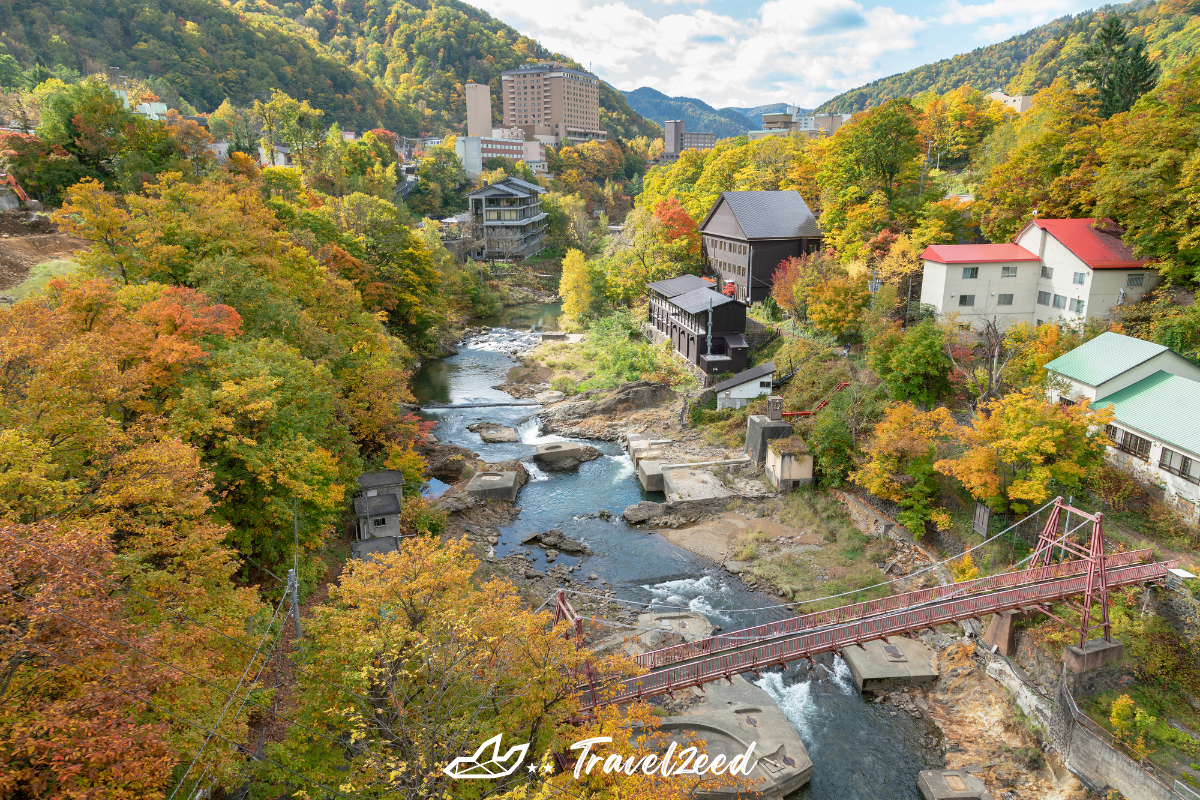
[571,497,1175,714]
[780,382,850,418]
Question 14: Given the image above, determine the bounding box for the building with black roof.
[699,190,822,304]
[354,470,407,541]
[646,275,748,375]
[466,176,548,259]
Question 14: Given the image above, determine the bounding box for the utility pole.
[918,139,932,195]
[705,295,713,357]
[290,498,303,639]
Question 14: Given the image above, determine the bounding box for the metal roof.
[1044,332,1167,387]
[701,191,821,240]
[671,286,740,314]
[646,274,714,298]
[465,176,545,199]
[1095,371,1200,457]
[922,243,1040,264]
[1018,218,1147,270]
[353,495,402,516]
[357,470,406,489]
[712,361,776,393]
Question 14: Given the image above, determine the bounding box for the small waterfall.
[756,671,817,739]
[830,654,857,695]
[643,575,733,624]
[526,460,550,482]
[606,453,635,482]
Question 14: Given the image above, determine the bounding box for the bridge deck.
[577,558,1175,712]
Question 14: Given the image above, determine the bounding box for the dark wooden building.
[647,275,748,375]
[699,190,822,304]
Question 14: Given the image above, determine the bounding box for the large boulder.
[521,528,592,555]
[534,442,601,470]
[468,421,519,443]
[622,501,665,524]
[593,381,677,417]
[419,442,479,482]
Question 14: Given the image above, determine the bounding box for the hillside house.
[353,470,407,541]
[1045,332,1200,515]
[647,275,748,375]
[699,191,823,304]
[712,362,776,409]
[920,218,1158,330]
[465,176,548,259]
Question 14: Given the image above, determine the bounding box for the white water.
[642,575,735,625]
[756,671,818,739]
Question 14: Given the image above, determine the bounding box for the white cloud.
[474,0,924,107]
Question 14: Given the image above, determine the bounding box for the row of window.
[705,236,746,256]
[1035,291,1085,313]
[718,260,746,278]
[963,265,1095,286]
[1105,425,1200,484]
[958,294,1014,306]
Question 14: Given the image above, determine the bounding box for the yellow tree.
[807,275,871,339]
[935,388,1113,513]
[853,403,955,533]
[561,248,595,325]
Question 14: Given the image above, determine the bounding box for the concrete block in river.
[842,637,938,692]
[663,468,734,503]
[746,415,793,465]
[533,441,600,470]
[637,460,664,492]
[465,470,520,502]
[918,770,992,800]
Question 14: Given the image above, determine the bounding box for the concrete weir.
[918,770,993,800]
[841,637,939,692]
[663,468,735,503]
[464,470,520,502]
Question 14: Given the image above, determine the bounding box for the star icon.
[527,763,538,774]
[542,762,554,773]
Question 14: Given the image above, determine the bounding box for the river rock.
[520,528,592,555]
[545,549,558,562]
[622,501,664,524]
[468,422,519,443]
[535,390,566,404]
[419,442,479,481]
[593,381,677,416]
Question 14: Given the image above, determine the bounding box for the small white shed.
[712,362,776,410]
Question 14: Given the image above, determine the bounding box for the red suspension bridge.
[554,497,1178,714]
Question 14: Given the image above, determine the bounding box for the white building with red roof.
[919,218,1159,329]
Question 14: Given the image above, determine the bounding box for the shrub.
[550,375,578,395]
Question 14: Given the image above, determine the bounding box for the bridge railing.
[634,548,1155,671]
[579,559,1175,712]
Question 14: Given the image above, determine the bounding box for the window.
[997,293,1014,305]
[1161,448,1200,484]
[1107,425,1152,460]
[1073,272,1086,285]
[1001,266,1018,278]
[1037,291,1051,306]
[1041,266,1054,279]
[372,517,387,528]
[1052,294,1067,309]
[1071,299,1085,314]
[1127,274,1145,287]
[759,380,772,388]
[959,294,975,307]
[962,266,979,279]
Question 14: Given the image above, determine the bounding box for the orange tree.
[807,275,871,339]
[935,388,1113,513]
[853,403,956,533]
[266,536,741,799]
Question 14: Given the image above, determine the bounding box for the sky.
[472,0,1104,108]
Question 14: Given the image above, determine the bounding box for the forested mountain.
[0,0,659,139]
[816,0,1199,113]
[622,86,753,137]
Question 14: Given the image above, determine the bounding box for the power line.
[0,529,374,705]
[7,637,365,800]
[168,593,288,800]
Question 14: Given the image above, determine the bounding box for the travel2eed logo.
[443,734,759,780]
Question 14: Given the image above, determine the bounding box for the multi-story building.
[699,190,823,304]
[987,91,1034,113]
[646,274,749,375]
[664,120,716,157]
[454,135,527,177]
[501,62,606,146]
[465,176,548,259]
[465,82,493,137]
[919,218,1160,330]
[1045,332,1200,516]
[749,107,853,140]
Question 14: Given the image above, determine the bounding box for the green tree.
[406,137,469,217]
[874,319,953,408]
[1078,16,1158,118]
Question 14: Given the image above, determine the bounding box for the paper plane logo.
[444,734,530,779]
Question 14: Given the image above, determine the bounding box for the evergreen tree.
[1079,16,1159,118]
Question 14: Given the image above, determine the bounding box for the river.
[411,303,937,799]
